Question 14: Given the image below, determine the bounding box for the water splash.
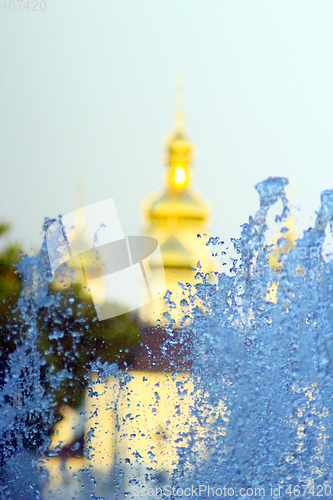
[0,221,56,498]
[173,178,333,497]
[3,178,333,498]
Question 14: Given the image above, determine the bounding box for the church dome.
[141,110,210,225]
[143,189,210,223]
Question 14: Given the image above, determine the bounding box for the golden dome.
[142,189,210,223]
[141,110,210,224]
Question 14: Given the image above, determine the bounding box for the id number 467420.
[286,483,331,497]
[0,0,46,11]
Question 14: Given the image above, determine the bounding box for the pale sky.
[1,1,333,253]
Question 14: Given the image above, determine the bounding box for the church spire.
[175,74,185,132]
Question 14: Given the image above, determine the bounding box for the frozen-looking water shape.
[1,178,333,499]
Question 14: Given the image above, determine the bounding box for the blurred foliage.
[0,223,140,410]
[38,286,140,409]
[0,223,22,385]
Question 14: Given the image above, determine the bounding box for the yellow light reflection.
[173,166,186,187]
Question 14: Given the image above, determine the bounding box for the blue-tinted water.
[2,178,333,499]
